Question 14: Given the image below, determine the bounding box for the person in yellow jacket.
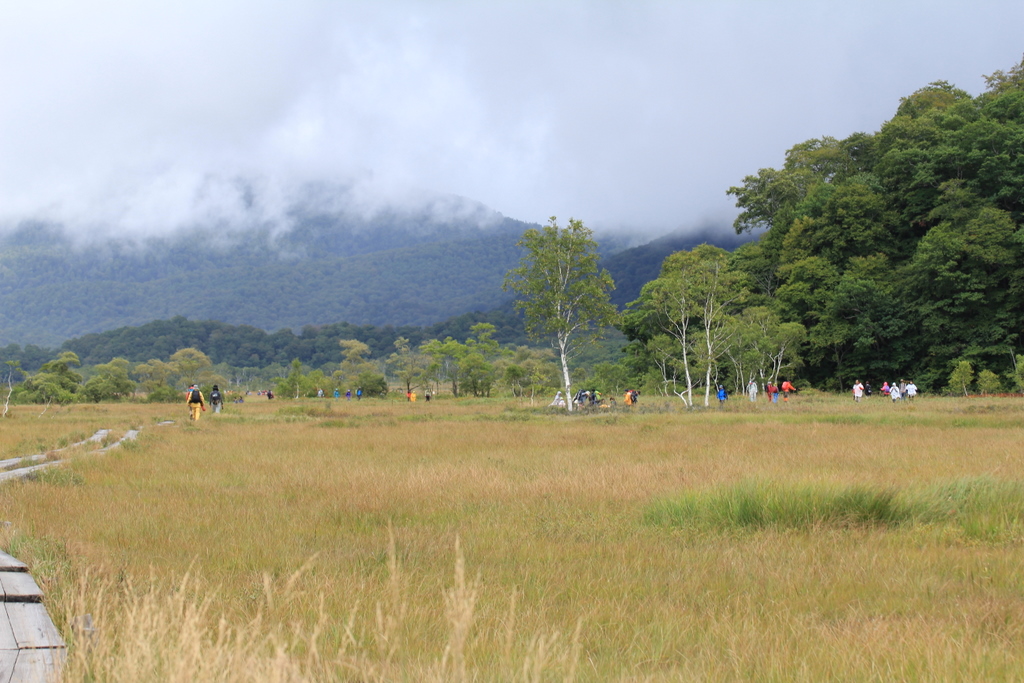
[186,384,206,422]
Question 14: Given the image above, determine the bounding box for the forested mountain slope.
[0,175,741,349]
[0,194,535,346]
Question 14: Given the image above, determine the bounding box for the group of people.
[403,390,431,402]
[547,389,639,408]
[572,389,604,407]
[883,379,917,402]
[852,379,918,402]
[733,379,796,405]
[185,383,225,421]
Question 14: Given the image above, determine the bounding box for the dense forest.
[623,56,1024,394]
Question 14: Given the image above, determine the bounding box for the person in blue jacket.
[717,384,727,406]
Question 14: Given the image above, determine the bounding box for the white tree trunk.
[558,334,573,412]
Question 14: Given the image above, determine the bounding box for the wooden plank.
[0,456,45,470]
[0,612,17,651]
[4,605,63,650]
[0,554,26,574]
[0,575,40,603]
[9,648,63,683]
[0,463,65,485]
[0,649,17,683]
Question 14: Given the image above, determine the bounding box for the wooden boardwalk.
[0,425,158,680]
[0,428,140,484]
[0,550,64,683]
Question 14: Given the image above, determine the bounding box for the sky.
[0,1,1022,240]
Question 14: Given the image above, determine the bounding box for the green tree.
[388,337,429,395]
[277,359,319,398]
[134,359,179,402]
[169,348,214,388]
[723,307,806,392]
[906,185,1022,382]
[500,347,559,403]
[22,351,83,405]
[419,324,504,398]
[421,337,468,397]
[977,369,1003,395]
[591,361,632,396]
[356,371,388,397]
[503,217,617,411]
[82,358,136,402]
[947,360,975,396]
[335,340,376,390]
[623,246,745,406]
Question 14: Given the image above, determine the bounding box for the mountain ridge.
[0,187,744,347]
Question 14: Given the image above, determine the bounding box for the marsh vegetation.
[1,394,1023,680]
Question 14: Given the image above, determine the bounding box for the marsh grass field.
[1,393,1024,681]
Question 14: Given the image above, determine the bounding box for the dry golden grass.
[1,394,1024,680]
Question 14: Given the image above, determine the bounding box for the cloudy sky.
[0,1,1021,239]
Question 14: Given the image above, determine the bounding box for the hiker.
[890,383,901,403]
[550,391,565,407]
[186,384,205,422]
[865,382,872,397]
[780,379,796,402]
[267,389,274,400]
[210,384,224,414]
[852,380,864,403]
[717,385,727,406]
[906,381,918,401]
[765,381,778,404]
[346,389,351,400]
[747,378,758,402]
[334,388,340,399]
[356,387,363,400]
[881,381,890,396]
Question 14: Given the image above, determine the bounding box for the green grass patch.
[276,404,334,419]
[646,477,1024,541]
[28,467,86,487]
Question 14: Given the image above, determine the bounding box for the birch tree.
[504,217,617,411]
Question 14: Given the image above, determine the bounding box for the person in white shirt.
[853,380,864,402]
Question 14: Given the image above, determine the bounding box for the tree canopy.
[724,55,1024,391]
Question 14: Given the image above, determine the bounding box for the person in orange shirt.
[780,380,796,402]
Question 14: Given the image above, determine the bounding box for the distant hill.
[0,189,533,346]
[602,226,754,307]
[0,184,745,347]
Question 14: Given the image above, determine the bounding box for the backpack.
[211,390,221,402]
[190,388,201,403]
